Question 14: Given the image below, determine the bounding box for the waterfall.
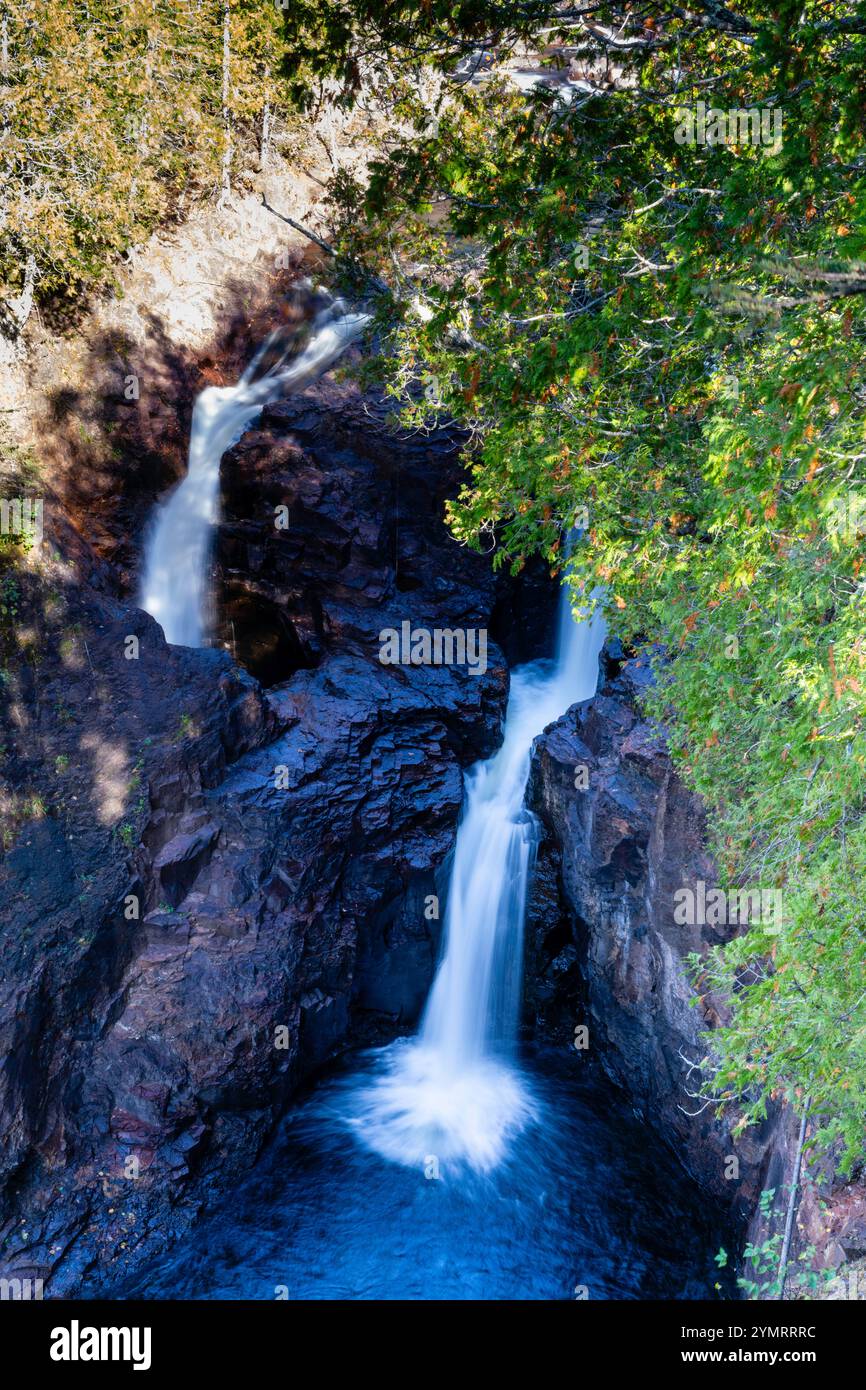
[420,588,604,1065]
[348,584,605,1173]
[139,299,369,648]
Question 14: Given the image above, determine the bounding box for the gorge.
[0,276,860,1303]
[110,321,731,1297]
[2,0,866,1321]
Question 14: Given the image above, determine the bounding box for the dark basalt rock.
[526,654,777,1223]
[0,372,511,1296]
[527,651,866,1283]
[214,375,518,711]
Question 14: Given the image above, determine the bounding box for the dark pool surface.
[111,1043,733,1301]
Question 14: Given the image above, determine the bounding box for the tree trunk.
[260,67,271,172]
[219,0,232,204]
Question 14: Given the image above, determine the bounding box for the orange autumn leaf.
[463,362,481,404]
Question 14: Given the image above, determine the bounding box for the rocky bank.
[526,650,866,1295]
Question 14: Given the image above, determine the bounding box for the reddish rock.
[528,650,866,1289]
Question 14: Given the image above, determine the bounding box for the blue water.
[113,1043,731,1301]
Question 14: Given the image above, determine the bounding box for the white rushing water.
[140,299,369,648]
[349,584,606,1173]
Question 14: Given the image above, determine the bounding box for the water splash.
[140,298,369,648]
[347,585,605,1173]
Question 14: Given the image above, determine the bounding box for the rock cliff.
[527,650,866,1291]
[0,372,511,1295]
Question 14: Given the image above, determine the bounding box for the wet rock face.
[215,377,529,705]
[526,649,866,1284]
[0,375,510,1295]
[526,654,777,1222]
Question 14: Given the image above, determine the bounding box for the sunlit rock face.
[0,359,516,1296]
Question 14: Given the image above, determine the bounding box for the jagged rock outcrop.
[0,373,510,1296]
[526,651,776,1223]
[527,650,866,1288]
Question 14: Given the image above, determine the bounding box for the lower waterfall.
[346,585,606,1173]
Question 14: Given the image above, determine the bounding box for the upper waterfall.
[139,299,369,648]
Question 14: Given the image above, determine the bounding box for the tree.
[283,0,866,1173]
[0,0,289,336]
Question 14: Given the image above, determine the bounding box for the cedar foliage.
[0,0,286,320]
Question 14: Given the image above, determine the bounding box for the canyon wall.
[0,370,519,1296]
[526,650,866,1293]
